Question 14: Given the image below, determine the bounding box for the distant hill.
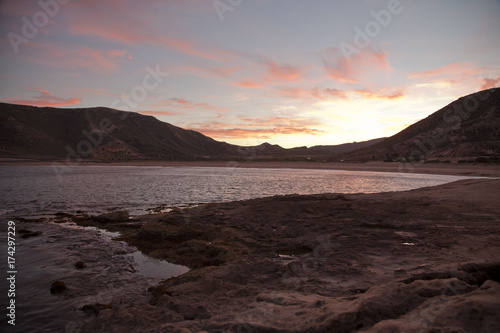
[0,103,378,161]
[309,138,385,155]
[0,104,240,160]
[342,88,500,163]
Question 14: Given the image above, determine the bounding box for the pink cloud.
[311,87,347,99]
[187,117,324,140]
[73,22,223,61]
[236,116,323,128]
[8,90,81,107]
[277,87,311,99]
[29,43,131,73]
[265,60,304,82]
[151,98,229,113]
[231,56,306,89]
[277,87,347,100]
[190,127,323,140]
[176,66,244,79]
[409,62,498,92]
[355,89,405,100]
[480,76,500,90]
[321,48,392,83]
[235,80,265,89]
[67,5,234,62]
[138,110,178,116]
[409,62,482,80]
[277,86,404,101]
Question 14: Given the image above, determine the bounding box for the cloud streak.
[480,76,500,90]
[409,62,500,92]
[150,98,230,115]
[409,62,481,79]
[176,65,244,79]
[8,90,81,107]
[232,56,307,89]
[355,89,405,100]
[29,43,131,73]
[321,47,392,83]
[187,116,325,140]
[138,110,178,117]
[67,1,234,62]
[277,86,404,101]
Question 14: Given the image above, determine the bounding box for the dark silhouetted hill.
[0,104,240,160]
[342,88,500,162]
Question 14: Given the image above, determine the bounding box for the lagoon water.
[0,165,476,219]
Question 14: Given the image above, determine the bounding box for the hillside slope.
[343,88,500,162]
[0,103,239,160]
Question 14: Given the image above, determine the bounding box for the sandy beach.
[55,177,500,332]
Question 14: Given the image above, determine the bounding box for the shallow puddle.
[128,250,189,279]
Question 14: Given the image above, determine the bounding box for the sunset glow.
[1,0,499,147]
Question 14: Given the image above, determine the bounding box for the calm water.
[0,165,477,219]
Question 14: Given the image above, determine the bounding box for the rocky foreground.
[70,179,500,332]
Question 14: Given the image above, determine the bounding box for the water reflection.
[128,251,189,279]
[0,165,479,219]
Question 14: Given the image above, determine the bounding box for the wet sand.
[66,178,500,332]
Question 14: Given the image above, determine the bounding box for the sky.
[0,0,499,148]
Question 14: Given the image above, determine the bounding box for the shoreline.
[1,159,499,177]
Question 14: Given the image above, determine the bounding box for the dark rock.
[50,280,67,294]
[180,305,211,320]
[276,245,313,256]
[458,261,500,284]
[16,217,46,223]
[81,303,113,316]
[94,210,129,223]
[18,229,42,238]
[54,212,74,217]
[74,261,87,269]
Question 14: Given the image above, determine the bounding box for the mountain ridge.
[0,102,380,161]
[1,88,498,162]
